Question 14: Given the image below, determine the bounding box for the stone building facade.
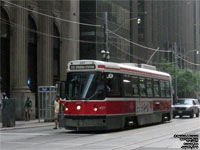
[0,0,79,119]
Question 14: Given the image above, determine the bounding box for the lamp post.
[101,50,110,61]
[101,12,110,62]
[174,42,178,99]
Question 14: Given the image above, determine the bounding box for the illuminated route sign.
[70,65,96,70]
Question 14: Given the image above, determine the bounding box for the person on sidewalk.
[53,96,60,129]
[24,96,32,121]
[1,92,8,99]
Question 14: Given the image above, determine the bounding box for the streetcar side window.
[106,73,121,97]
[139,78,147,97]
[131,76,139,97]
[122,75,132,97]
[153,80,160,98]
[160,80,166,97]
[165,81,171,97]
[146,79,153,97]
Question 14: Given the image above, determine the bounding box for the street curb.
[0,123,54,131]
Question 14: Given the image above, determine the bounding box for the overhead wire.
[0,18,104,44]
[2,0,200,67]
[2,0,174,53]
[109,41,145,62]
[2,0,102,28]
[108,29,173,53]
[109,41,179,66]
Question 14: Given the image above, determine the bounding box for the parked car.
[172,98,200,118]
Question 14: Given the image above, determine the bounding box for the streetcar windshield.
[66,72,105,100]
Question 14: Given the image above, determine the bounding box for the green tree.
[158,58,200,97]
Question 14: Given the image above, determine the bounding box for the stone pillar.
[38,2,53,86]
[0,7,1,96]
[10,1,32,120]
[60,0,80,81]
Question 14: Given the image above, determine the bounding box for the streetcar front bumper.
[59,115,107,131]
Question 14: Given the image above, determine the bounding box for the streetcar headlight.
[65,103,68,111]
[94,107,98,112]
[65,107,68,111]
[94,105,98,112]
[77,105,81,110]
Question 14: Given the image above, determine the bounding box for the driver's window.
[106,73,121,97]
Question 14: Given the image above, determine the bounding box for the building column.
[38,2,53,86]
[60,0,80,81]
[11,1,29,92]
[10,1,32,120]
[0,7,2,97]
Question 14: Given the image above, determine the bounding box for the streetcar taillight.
[98,65,105,69]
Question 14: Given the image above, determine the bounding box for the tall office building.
[80,0,132,62]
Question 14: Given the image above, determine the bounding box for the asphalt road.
[1,117,200,150]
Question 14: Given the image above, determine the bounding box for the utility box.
[2,99,15,127]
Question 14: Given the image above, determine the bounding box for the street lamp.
[101,50,110,61]
[113,17,141,33]
[183,50,199,57]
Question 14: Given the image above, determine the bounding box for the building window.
[28,15,37,92]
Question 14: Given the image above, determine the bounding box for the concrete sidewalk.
[0,119,54,131]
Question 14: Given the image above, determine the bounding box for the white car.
[172,98,200,118]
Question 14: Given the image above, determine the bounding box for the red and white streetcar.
[59,60,172,131]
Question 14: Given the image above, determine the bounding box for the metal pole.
[104,12,108,52]
[174,42,178,98]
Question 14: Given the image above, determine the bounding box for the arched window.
[53,24,60,85]
[28,15,37,92]
[0,8,10,97]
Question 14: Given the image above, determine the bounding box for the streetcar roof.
[67,60,171,79]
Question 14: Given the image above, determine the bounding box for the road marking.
[0,133,50,136]
[4,141,38,145]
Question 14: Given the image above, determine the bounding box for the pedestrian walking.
[1,92,8,99]
[53,96,60,129]
[24,96,32,121]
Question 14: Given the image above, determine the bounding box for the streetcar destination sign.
[70,64,96,70]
